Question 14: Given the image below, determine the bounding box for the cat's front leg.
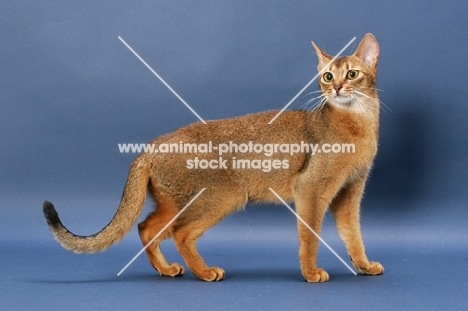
[329,176,384,276]
[295,194,330,282]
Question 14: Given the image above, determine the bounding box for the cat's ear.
[354,33,379,70]
[311,41,332,71]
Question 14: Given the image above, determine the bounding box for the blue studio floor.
[1,198,467,310]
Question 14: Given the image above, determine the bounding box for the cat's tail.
[42,157,149,253]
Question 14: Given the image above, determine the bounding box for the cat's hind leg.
[170,189,247,281]
[172,219,225,282]
[170,195,242,282]
[138,202,185,277]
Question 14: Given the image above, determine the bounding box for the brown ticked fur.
[43,33,384,282]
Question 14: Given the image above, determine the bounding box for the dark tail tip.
[43,200,62,229]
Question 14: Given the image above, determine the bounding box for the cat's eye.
[346,70,359,80]
[323,72,333,83]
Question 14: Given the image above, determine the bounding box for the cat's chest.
[335,113,376,138]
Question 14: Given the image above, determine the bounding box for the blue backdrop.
[2,1,467,204]
[1,1,467,310]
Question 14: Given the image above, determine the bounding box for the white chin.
[330,96,352,106]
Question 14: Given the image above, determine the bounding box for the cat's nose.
[334,84,343,95]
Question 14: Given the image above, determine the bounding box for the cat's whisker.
[378,100,391,114]
[301,90,325,109]
[300,95,320,109]
[359,86,386,93]
[350,95,368,114]
[309,102,321,118]
[301,94,326,110]
[311,96,328,121]
[354,92,378,115]
[354,90,391,114]
[355,87,390,112]
[304,90,323,97]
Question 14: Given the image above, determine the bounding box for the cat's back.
[155,109,310,144]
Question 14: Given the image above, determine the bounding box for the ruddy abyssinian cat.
[43,33,384,282]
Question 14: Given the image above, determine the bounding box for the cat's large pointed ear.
[354,33,379,71]
[311,41,332,71]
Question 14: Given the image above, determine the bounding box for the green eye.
[347,70,359,80]
[323,72,333,83]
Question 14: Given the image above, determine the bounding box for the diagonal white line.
[268,37,357,124]
[268,188,357,275]
[117,188,206,276]
[118,36,207,124]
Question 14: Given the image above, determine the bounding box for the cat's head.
[312,33,379,112]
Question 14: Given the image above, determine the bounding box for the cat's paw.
[356,261,384,275]
[158,262,185,277]
[303,268,329,282]
[198,266,225,282]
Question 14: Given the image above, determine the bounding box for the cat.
[43,33,384,282]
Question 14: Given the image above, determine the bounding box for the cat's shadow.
[29,269,359,284]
